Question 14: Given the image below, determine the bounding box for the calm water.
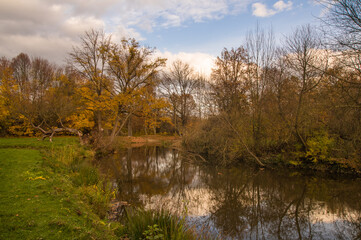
[99,146,361,240]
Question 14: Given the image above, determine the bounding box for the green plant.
[72,164,99,186]
[81,181,115,219]
[143,224,164,240]
[305,132,334,163]
[124,208,196,240]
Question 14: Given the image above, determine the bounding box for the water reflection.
[99,146,361,239]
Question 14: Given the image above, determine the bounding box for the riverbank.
[0,137,120,239]
[0,137,202,240]
[116,135,181,148]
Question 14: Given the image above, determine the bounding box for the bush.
[183,117,242,165]
[305,132,334,163]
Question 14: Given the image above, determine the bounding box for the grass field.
[0,137,119,240]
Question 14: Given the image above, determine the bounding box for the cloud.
[274,0,293,11]
[252,1,293,17]
[0,0,253,64]
[63,16,105,37]
[155,51,216,77]
[0,34,76,65]
[111,0,254,32]
[252,3,276,17]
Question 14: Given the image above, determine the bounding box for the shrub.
[183,117,241,165]
[305,132,334,163]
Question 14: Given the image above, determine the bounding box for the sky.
[0,0,323,76]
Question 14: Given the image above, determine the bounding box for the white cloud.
[252,3,276,17]
[63,16,105,37]
[155,51,216,77]
[274,0,293,11]
[0,0,253,64]
[161,14,182,28]
[252,1,293,17]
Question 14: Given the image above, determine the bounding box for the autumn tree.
[211,47,248,113]
[69,29,111,136]
[263,50,296,148]
[0,57,16,135]
[317,0,361,158]
[1,53,84,141]
[106,38,167,140]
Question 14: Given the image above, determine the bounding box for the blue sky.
[0,0,324,75]
[140,0,323,55]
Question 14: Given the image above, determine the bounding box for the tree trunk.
[128,115,132,136]
[294,90,308,151]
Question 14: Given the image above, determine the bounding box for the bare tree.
[160,60,199,133]
[11,53,31,95]
[285,25,328,150]
[319,0,361,50]
[245,25,276,149]
[319,0,361,74]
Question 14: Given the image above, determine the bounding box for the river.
[98,146,361,239]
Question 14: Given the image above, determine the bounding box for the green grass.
[0,137,119,240]
[0,136,79,149]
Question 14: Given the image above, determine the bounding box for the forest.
[0,0,360,174]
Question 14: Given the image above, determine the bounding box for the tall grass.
[124,208,197,240]
[46,143,116,219]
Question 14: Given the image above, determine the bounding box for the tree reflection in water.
[98,146,361,240]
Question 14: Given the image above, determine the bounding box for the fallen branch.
[220,115,265,167]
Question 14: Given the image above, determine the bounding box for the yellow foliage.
[66,111,95,130]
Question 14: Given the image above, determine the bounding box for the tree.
[160,60,199,133]
[69,29,111,135]
[211,47,248,113]
[3,53,84,141]
[245,25,276,149]
[0,57,16,135]
[11,53,31,95]
[106,38,166,140]
[320,0,361,74]
[319,0,361,50]
[284,25,328,150]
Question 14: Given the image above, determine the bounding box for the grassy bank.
[0,137,119,239]
[0,137,203,240]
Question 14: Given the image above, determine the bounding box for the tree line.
[0,31,205,148]
[0,0,360,170]
[183,0,361,169]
